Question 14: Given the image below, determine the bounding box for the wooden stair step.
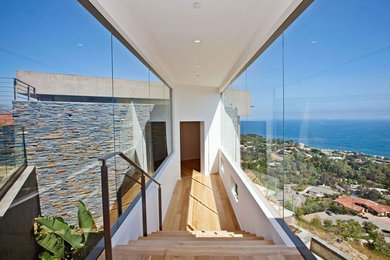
[113,244,301,257]
[138,236,264,241]
[191,231,247,235]
[148,231,255,239]
[147,256,301,260]
[190,231,256,238]
[128,240,274,247]
[148,232,196,237]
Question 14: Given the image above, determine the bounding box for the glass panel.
[222,0,390,259]
[148,72,172,172]
[0,1,173,258]
[283,0,390,258]
[222,37,285,217]
[243,37,285,217]
[111,36,150,224]
[0,1,112,258]
[109,36,172,225]
[221,81,243,165]
[0,125,26,190]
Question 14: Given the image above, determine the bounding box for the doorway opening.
[180,121,202,177]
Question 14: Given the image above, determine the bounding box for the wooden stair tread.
[138,236,264,241]
[148,231,258,238]
[113,244,301,256]
[114,256,302,260]
[111,230,303,259]
[128,240,274,246]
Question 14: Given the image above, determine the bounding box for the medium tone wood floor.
[163,159,240,231]
[108,159,304,259]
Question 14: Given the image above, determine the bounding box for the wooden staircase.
[111,230,303,259]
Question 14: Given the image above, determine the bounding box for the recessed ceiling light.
[194,64,200,68]
[193,2,202,9]
[193,39,201,44]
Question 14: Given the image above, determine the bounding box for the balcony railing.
[0,125,27,200]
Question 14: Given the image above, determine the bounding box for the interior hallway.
[163,159,240,231]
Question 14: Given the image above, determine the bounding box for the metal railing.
[13,78,38,101]
[0,77,38,112]
[98,151,162,260]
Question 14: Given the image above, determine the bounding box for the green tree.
[323,219,333,228]
[335,219,364,240]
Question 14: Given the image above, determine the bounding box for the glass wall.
[0,125,26,193]
[222,36,285,216]
[222,0,390,258]
[0,1,172,259]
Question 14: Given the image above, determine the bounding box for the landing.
[163,159,240,231]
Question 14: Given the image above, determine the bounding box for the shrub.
[323,219,333,228]
[34,200,100,259]
[310,217,322,228]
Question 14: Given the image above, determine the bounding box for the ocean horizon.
[241,120,390,158]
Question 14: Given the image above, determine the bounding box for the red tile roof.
[333,196,390,215]
[0,113,13,125]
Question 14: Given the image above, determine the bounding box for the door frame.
[179,121,205,174]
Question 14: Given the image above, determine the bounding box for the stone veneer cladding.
[12,101,153,224]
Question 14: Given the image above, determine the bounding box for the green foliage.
[35,217,83,249]
[323,219,333,228]
[284,201,294,212]
[310,217,322,228]
[362,221,378,235]
[35,232,66,258]
[241,133,390,258]
[77,200,96,242]
[40,251,60,260]
[329,204,350,215]
[292,184,309,192]
[335,219,364,240]
[297,197,333,215]
[34,200,97,260]
[363,189,383,201]
[241,134,390,189]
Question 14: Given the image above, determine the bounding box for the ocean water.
[241,120,390,158]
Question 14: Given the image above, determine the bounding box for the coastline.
[240,120,390,158]
[241,132,390,161]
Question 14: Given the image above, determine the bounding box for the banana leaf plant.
[34,200,98,259]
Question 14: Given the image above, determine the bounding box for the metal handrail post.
[99,151,163,240]
[158,185,162,231]
[116,187,123,217]
[22,127,27,165]
[141,173,147,237]
[13,79,17,100]
[101,160,112,260]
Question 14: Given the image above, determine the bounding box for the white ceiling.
[89,0,307,90]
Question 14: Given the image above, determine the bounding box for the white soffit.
[89,0,307,90]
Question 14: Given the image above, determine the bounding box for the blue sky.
[0,0,151,81]
[0,0,389,119]
[233,0,390,120]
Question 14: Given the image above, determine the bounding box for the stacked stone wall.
[13,101,153,224]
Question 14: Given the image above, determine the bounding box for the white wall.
[175,86,221,174]
[219,149,295,246]
[180,122,200,161]
[111,85,222,245]
[111,152,180,245]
